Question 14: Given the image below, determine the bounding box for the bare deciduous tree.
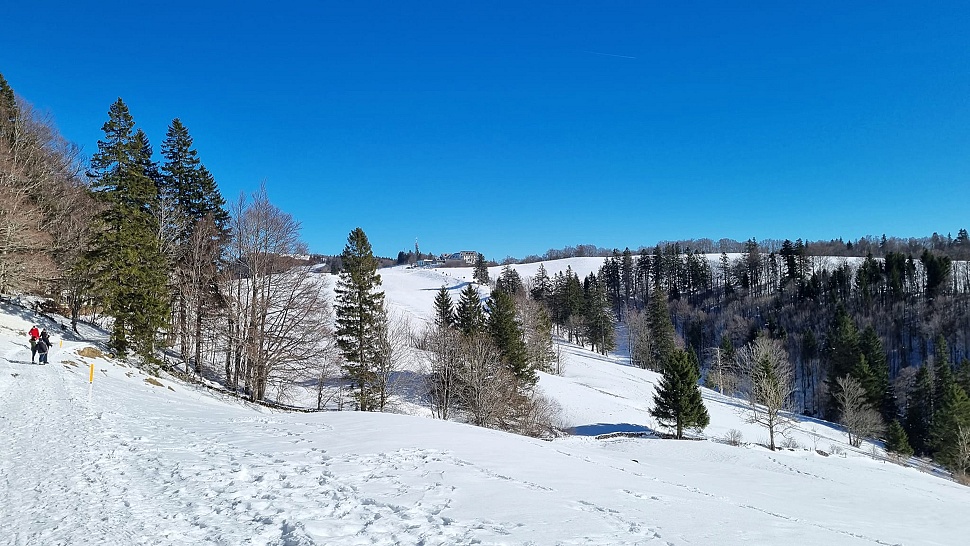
[219,188,332,402]
[952,425,970,484]
[0,99,83,293]
[423,322,465,420]
[461,332,515,428]
[372,312,411,412]
[179,215,224,375]
[735,336,797,451]
[626,308,652,369]
[705,346,738,395]
[835,375,885,448]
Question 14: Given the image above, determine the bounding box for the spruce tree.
[487,290,534,384]
[904,366,934,455]
[563,268,585,338]
[473,253,490,285]
[583,273,615,356]
[823,305,862,420]
[933,335,954,412]
[455,283,485,336]
[335,227,388,411]
[87,98,170,359]
[433,286,454,328]
[859,325,895,422]
[885,420,914,459]
[620,247,634,307]
[930,382,970,472]
[646,288,676,371]
[957,358,970,397]
[529,263,552,302]
[158,119,229,374]
[650,349,710,439]
[495,265,524,296]
[159,118,229,231]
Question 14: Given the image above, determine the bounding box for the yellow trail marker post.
[89,362,95,383]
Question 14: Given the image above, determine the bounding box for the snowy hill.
[2,262,969,545]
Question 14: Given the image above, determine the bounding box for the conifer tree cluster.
[543,265,615,354]
[82,99,235,364]
[423,264,561,434]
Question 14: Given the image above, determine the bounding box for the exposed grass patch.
[77,347,103,359]
[144,377,164,388]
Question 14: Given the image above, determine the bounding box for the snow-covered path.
[0,347,505,545]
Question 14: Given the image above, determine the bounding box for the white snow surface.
[2,260,968,545]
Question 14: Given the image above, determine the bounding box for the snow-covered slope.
[2,263,968,545]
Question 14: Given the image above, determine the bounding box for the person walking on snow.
[40,329,51,350]
[29,336,38,363]
[36,338,49,364]
[29,325,39,340]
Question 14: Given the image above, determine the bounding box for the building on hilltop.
[448,251,478,265]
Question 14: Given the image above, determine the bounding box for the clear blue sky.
[4,1,969,259]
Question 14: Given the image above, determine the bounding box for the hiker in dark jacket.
[29,336,37,363]
[40,329,52,349]
[36,339,49,364]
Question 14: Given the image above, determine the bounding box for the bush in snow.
[723,429,744,447]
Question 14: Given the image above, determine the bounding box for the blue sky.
[4,1,969,259]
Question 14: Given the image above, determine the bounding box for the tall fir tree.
[620,247,634,308]
[646,288,676,371]
[583,273,615,356]
[487,290,534,384]
[823,305,862,420]
[158,119,229,374]
[473,253,490,285]
[335,227,388,411]
[929,382,970,472]
[159,118,229,232]
[494,265,524,296]
[904,365,935,455]
[933,335,954,412]
[957,358,970,397]
[885,420,914,458]
[650,349,710,439]
[87,98,170,359]
[455,283,485,336]
[530,263,552,303]
[564,267,584,307]
[859,325,895,422]
[433,286,455,328]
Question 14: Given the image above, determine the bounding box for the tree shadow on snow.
[420,281,470,292]
[568,423,655,437]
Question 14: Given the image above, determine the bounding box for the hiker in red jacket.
[28,325,40,362]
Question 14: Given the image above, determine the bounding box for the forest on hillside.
[3,71,969,476]
[546,241,970,466]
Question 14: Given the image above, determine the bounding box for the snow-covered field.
[1,260,968,545]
